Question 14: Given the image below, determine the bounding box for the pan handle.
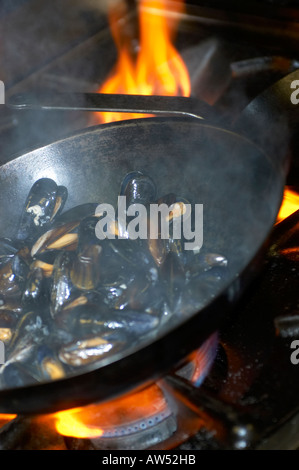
[7,91,222,123]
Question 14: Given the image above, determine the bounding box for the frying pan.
[0,87,288,415]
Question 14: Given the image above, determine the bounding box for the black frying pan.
[0,89,287,414]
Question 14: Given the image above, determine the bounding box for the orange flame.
[53,407,104,439]
[96,0,190,123]
[52,384,168,439]
[276,187,299,223]
[0,414,17,428]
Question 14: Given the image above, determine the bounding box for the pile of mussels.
[0,172,229,389]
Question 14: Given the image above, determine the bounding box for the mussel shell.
[31,220,79,258]
[50,251,79,318]
[17,178,59,240]
[0,340,66,387]
[70,245,102,291]
[11,252,30,281]
[36,345,66,381]
[165,237,187,267]
[147,237,167,267]
[120,171,157,206]
[60,301,110,335]
[155,193,177,206]
[49,185,68,222]
[0,327,12,344]
[96,281,130,310]
[0,256,28,297]
[21,267,49,308]
[102,238,157,272]
[60,291,109,328]
[63,291,160,338]
[58,332,127,367]
[175,265,231,316]
[77,216,100,248]
[111,309,160,336]
[158,250,190,316]
[67,217,102,291]
[184,251,229,276]
[93,239,136,287]
[7,310,51,356]
[0,311,19,345]
[52,203,99,227]
[104,272,161,313]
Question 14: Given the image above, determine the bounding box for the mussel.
[120,171,157,206]
[70,217,102,291]
[17,178,67,241]
[50,251,78,318]
[58,333,125,367]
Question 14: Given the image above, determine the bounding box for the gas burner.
[57,335,219,450]
[63,386,177,451]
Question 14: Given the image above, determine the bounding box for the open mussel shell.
[36,345,66,381]
[16,178,67,241]
[0,310,19,345]
[146,194,191,267]
[0,309,53,388]
[58,331,128,368]
[53,203,99,226]
[7,310,51,354]
[31,220,79,258]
